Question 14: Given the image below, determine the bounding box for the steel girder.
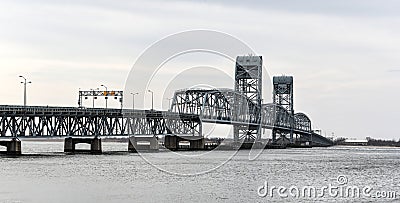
[171,88,259,141]
[170,89,312,134]
[0,106,201,137]
[262,104,313,143]
[171,89,258,125]
[170,89,313,140]
[294,113,312,132]
[123,110,201,136]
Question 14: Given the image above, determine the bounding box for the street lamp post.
[19,76,31,107]
[148,90,154,110]
[130,92,138,110]
[101,84,108,109]
[164,97,173,110]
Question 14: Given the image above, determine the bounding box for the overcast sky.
[0,0,399,140]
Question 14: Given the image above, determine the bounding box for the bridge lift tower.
[233,55,263,141]
[272,75,294,143]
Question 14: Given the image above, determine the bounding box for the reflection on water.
[1,142,400,202]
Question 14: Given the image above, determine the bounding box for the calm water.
[1,142,400,202]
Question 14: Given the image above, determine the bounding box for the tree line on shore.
[334,137,400,147]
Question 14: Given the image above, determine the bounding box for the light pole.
[78,88,81,107]
[148,90,154,110]
[164,97,173,110]
[130,92,138,110]
[19,76,31,107]
[101,84,108,109]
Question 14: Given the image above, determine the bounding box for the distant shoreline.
[335,145,400,148]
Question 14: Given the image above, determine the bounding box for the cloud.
[181,0,400,17]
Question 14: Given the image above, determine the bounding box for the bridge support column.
[164,135,178,150]
[189,138,205,150]
[128,136,159,153]
[64,137,102,154]
[272,129,277,143]
[164,135,205,151]
[0,138,22,155]
[128,137,135,152]
[64,137,74,152]
[91,138,102,154]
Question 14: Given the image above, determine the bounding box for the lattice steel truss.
[0,106,201,137]
[170,89,312,137]
[273,76,294,114]
[171,89,257,125]
[272,76,295,142]
[294,113,311,132]
[234,56,263,140]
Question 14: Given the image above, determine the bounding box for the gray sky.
[0,0,399,140]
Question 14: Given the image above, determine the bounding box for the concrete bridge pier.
[64,137,102,154]
[128,136,159,152]
[164,135,205,151]
[272,129,277,143]
[189,138,205,150]
[0,138,22,155]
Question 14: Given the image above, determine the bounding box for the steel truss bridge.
[0,106,201,138]
[0,55,333,147]
[169,56,332,146]
[169,89,331,146]
[171,89,311,135]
